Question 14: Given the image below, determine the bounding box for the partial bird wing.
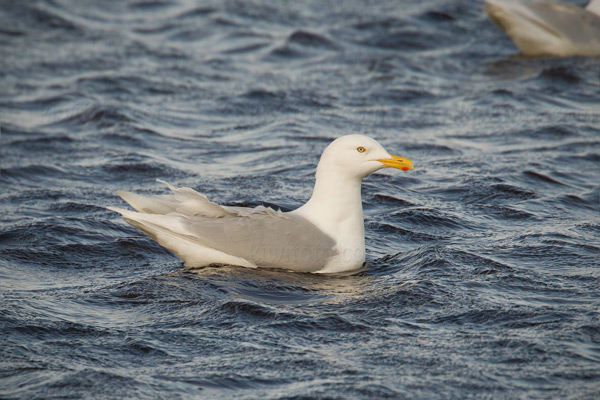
[586,0,600,17]
[484,0,600,57]
[524,1,600,42]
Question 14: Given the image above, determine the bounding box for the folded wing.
[110,181,338,272]
[484,0,600,57]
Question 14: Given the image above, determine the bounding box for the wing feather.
[108,206,338,272]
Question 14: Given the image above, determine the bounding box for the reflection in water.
[182,264,379,305]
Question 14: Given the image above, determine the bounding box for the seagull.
[484,0,600,57]
[109,135,413,274]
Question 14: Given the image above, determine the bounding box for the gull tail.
[484,0,562,55]
[107,206,256,269]
[116,191,175,214]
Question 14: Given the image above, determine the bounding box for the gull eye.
[357,146,366,153]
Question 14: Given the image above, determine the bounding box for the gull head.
[317,134,413,180]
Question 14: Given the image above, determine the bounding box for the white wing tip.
[107,206,131,216]
[156,179,177,192]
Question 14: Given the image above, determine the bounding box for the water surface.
[1,0,599,398]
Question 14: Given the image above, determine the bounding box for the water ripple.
[1,0,599,398]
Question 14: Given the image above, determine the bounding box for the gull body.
[109,135,413,274]
[484,0,600,57]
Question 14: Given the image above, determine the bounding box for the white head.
[316,134,413,180]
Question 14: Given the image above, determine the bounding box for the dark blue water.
[1,0,599,398]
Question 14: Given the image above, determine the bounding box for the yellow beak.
[377,154,414,171]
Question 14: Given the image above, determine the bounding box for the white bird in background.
[484,0,600,57]
[109,135,413,274]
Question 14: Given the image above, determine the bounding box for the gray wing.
[182,213,338,272]
[526,2,600,43]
